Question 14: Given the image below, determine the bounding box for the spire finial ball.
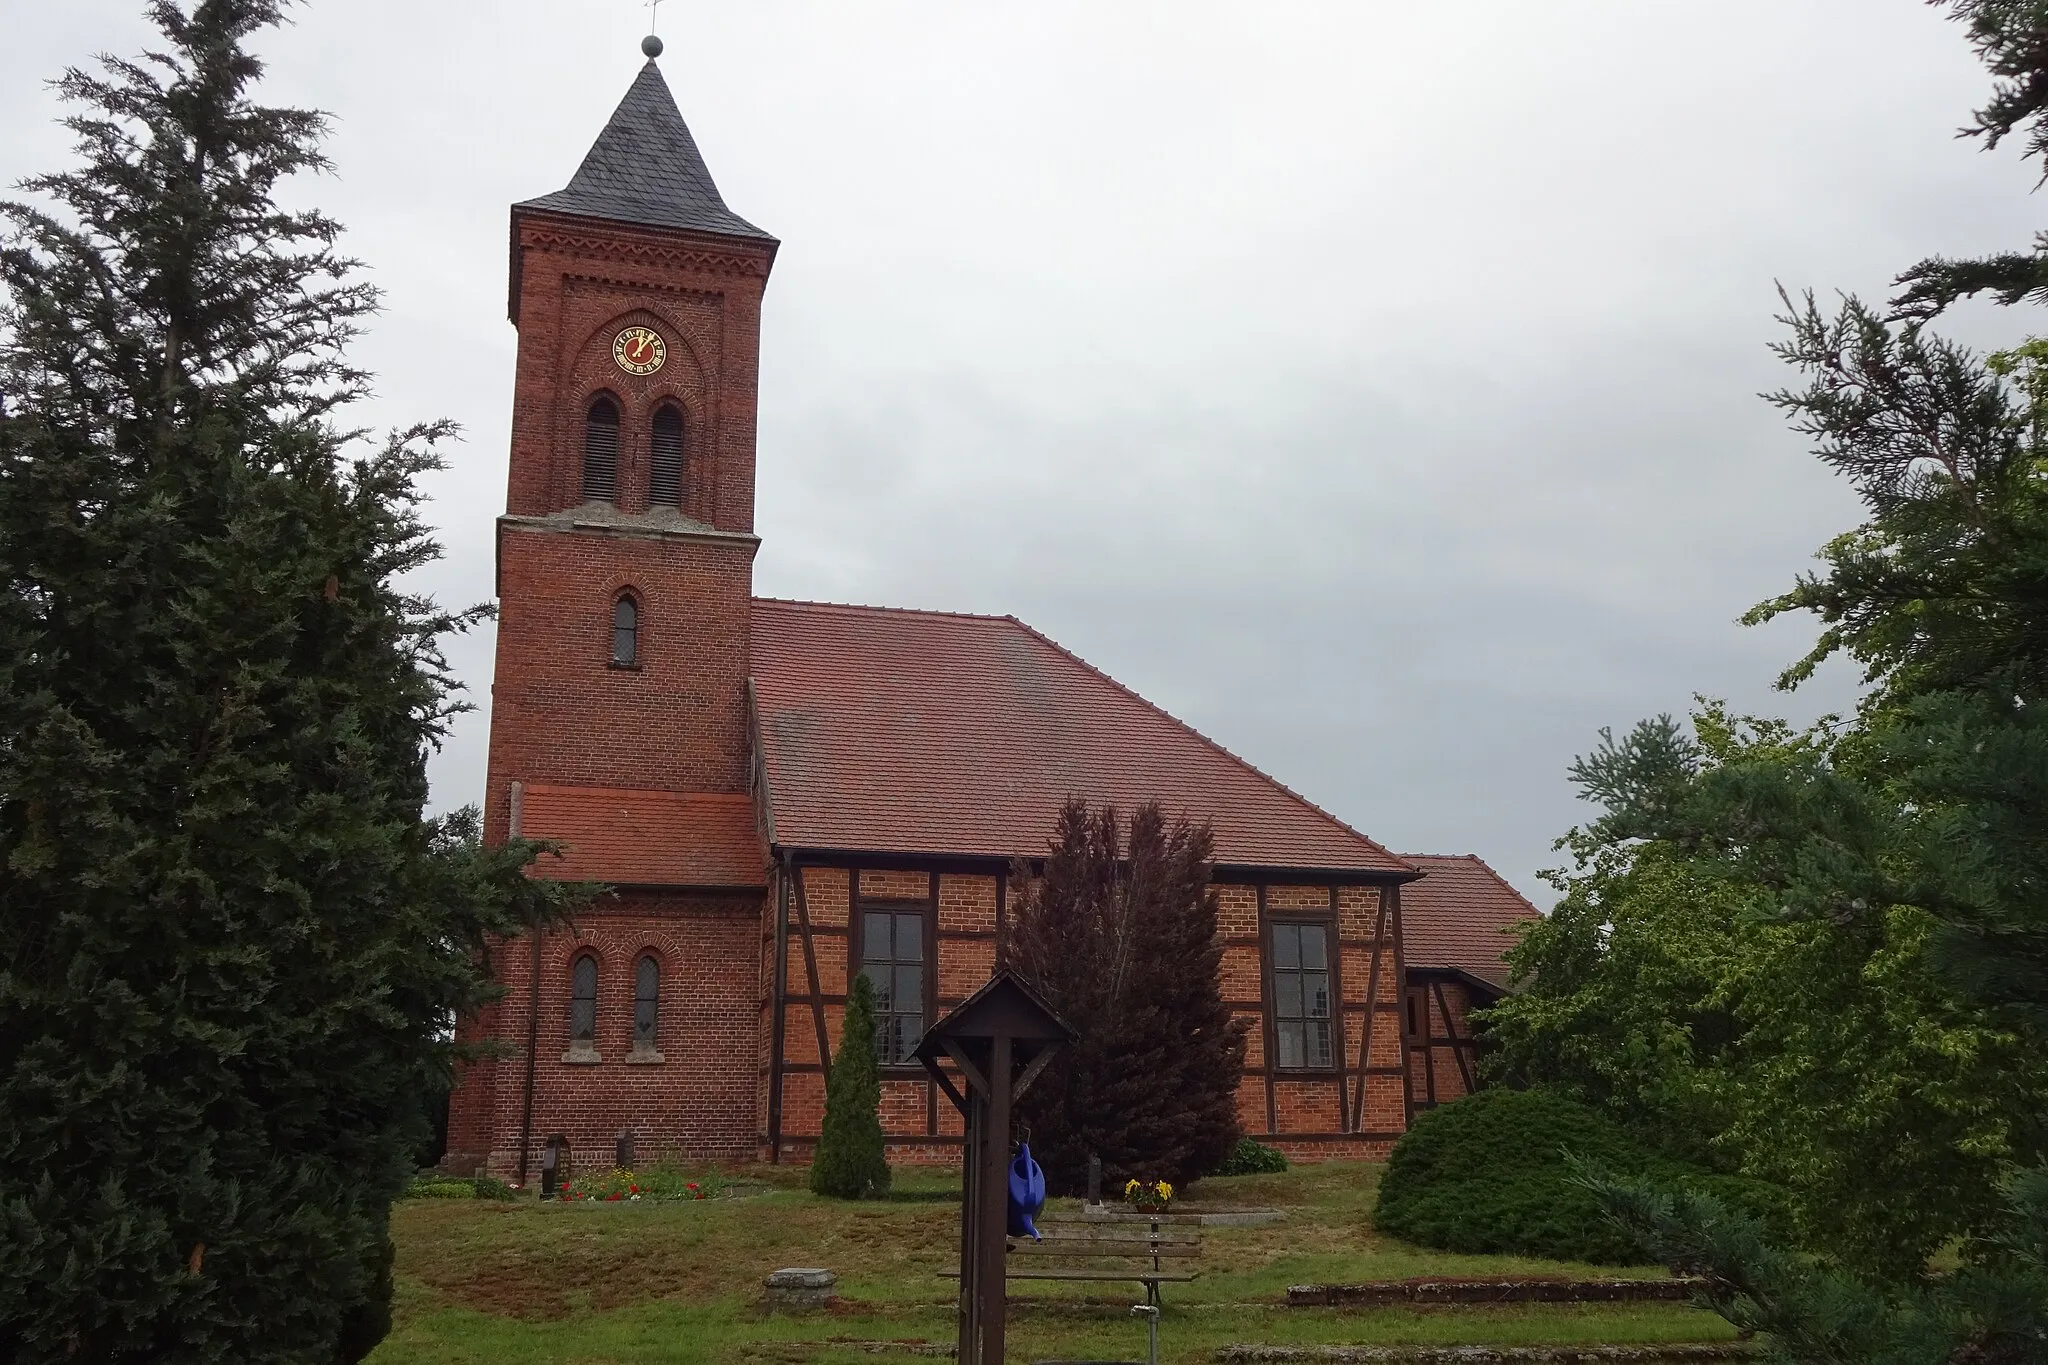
[642,33,664,58]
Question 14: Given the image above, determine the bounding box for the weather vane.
[646,0,664,33]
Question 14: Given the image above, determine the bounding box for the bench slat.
[939,1270,1199,1283]
[1003,1252,1196,1260]
[1021,1235,1200,1246]
[1029,1234,1201,1245]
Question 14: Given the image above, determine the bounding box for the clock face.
[612,325,667,377]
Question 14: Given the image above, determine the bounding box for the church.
[443,38,1540,1183]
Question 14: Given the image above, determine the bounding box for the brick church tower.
[447,37,779,1179]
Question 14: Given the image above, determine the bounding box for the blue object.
[1007,1142,1047,1240]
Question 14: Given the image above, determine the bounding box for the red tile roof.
[1398,854,1543,985]
[749,599,1411,876]
[519,784,765,887]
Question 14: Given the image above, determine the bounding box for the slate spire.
[517,48,772,241]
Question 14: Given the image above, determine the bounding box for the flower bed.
[559,1167,721,1203]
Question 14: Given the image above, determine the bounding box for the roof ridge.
[1001,616,1416,875]
[753,595,1019,626]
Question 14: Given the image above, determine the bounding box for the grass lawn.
[372,1161,1735,1365]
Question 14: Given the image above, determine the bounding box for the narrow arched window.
[582,396,620,502]
[611,593,639,667]
[633,955,660,1048]
[569,954,598,1044]
[649,404,684,508]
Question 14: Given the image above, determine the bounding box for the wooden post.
[979,1032,1011,1365]
[914,973,1074,1365]
[956,1084,983,1365]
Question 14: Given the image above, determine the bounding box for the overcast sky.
[5,1,2040,902]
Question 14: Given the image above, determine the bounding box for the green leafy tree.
[1008,799,1247,1193]
[0,5,582,1360]
[1551,2,2048,1342]
[1494,707,2047,1283]
[1568,309,2048,1346]
[811,972,891,1200]
[1483,829,1740,1155]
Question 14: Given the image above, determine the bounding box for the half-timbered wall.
[762,863,1001,1162]
[763,864,1411,1163]
[1227,882,1410,1159]
[1405,974,1486,1110]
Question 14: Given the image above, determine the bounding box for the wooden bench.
[943,1219,1202,1305]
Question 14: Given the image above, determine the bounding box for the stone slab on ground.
[765,1267,837,1309]
[1287,1279,1700,1308]
[1218,1347,1751,1365]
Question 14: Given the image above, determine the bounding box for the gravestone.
[540,1135,569,1199]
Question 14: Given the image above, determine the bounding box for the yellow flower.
[1157,1181,1173,1201]
[1124,1179,1139,1195]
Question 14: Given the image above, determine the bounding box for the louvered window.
[649,404,684,508]
[611,594,638,667]
[582,396,620,502]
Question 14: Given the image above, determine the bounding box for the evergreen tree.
[0,5,581,1360]
[1488,710,2048,1283]
[1553,5,2048,1346]
[1896,0,2048,318]
[811,973,891,1200]
[1009,799,1246,1193]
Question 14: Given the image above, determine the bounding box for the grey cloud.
[1,0,2029,898]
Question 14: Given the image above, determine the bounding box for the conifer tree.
[1553,5,2048,1351]
[0,4,581,1359]
[811,972,891,1200]
[1009,799,1246,1193]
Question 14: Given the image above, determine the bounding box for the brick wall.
[504,211,772,529]
[483,202,772,840]
[445,890,764,1182]
[455,202,778,1185]
[486,529,757,832]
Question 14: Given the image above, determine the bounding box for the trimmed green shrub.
[402,1177,478,1201]
[472,1173,518,1201]
[403,1171,517,1201]
[1376,1088,1703,1263]
[1215,1137,1289,1176]
[810,973,892,1199]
